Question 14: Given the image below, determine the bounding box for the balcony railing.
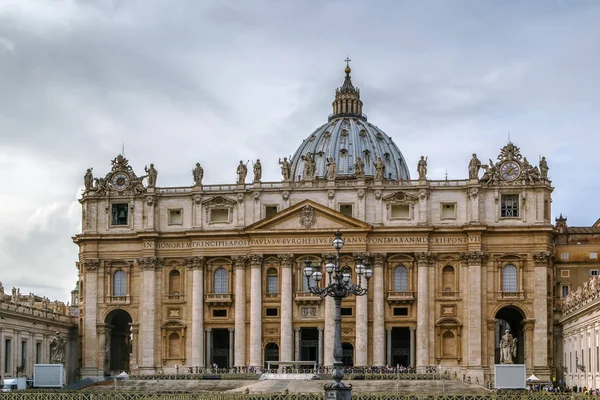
[206,293,233,305]
[295,292,323,304]
[438,291,460,298]
[108,295,130,305]
[498,291,525,300]
[386,291,415,304]
[265,293,280,299]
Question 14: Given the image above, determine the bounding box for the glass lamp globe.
[355,264,365,275]
[304,266,313,277]
[314,271,323,281]
[342,272,351,284]
[332,231,344,250]
[365,269,373,279]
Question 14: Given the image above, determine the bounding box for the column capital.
[460,251,488,266]
[82,259,100,271]
[249,254,263,269]
[533,251,553,265]
[372,253,386,268]
[184,256,206,270]
[294,327,301,333]
[317,326,324,332]
[409,326,416,331]
[277,254,294,268]
[137,257,164,271]
[487,318,497,331]
[205,328,212,333]
[228,328,234,333]
[232,256,247,270]
[521,318,535,332]
[386,327,392,332]
[415,252,436,266]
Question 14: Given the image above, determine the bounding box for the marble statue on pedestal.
[499,330,517,364]
[50,332,66,364]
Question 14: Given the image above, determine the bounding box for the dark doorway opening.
[300,328,318,361]
[495,306,525,364]
[264,343,279,369]
[391,327,410,367]
[211,328,230,368]
[342,343,354,366]
[104,309,133,374]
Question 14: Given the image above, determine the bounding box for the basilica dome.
[289,64,410,181]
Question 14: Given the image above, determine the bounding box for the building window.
[36,342,41,364]
[591,252,598,260]
[590,270,600,277]
[212,309,227,317]
[341,308,353,316]
[21,341,26,374]
[393,266,408,291]
[168,209,183,225]
[561,285,569,297]
[561,253,569,261]
[169,270,181,297]
[265,308,278,317]
[168,333,181,358]
[213,268,228,294]
[265,206,278,219]
[266,268,278,294]
[111,204,129,225]
[502,264,518,292]
[393,307,408,316]
[441,203,456,220]
[210,208,229,223]
[544,200,550,219]
[113,270,126,297]
[340,204,353,218]
[441,265,455,293]
[560,270,570,278]
[5,339,11,373]
[391,204,410,219]
[500,195,519,218]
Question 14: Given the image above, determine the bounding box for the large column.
[279,254,294,362]
[386,327,392,366]
[229,329,234,368]
[249,255,263,368]
[318,326,324,366]
[294,328,301,362]
[233,256,247,367]
[355,281,368,366]
[372,254,386,366]
[461,251,486,373]
[205,329,212,368]
[533,252,551,369]
[415,252,433,368]
[323,263,335,366]
[81,259,100,379]
[139,257,163,373]
[185,256,206,368]
[410,326,416,368]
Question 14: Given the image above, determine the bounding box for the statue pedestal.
[494,364,526,389]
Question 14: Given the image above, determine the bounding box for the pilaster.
[415,252,435,367]
[233,256,247,367]
[138,256,163,373]
[278,254,294,363]
[533,251,551,371]
[81,259,100,379]
[372,254,386,366]
[249,254,263,367]
[185,256,206,368]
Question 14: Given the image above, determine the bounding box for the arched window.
[169,270,181,297]
[502,264,517,292]
[168,332,181,358]
[442,265,455,293]
[302,270,316,292]
[214,268,228,294]
[266,268,278,294]
[393,266,408,292]
[113,270,126,296]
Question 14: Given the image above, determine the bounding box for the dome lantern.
[330,58,366,122]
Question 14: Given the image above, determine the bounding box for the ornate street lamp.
[303,230,373,400]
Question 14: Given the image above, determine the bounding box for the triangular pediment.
[246,199,372,232]
[382,191,419,203]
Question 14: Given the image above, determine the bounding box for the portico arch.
[493,306,526,365]
[104,309,133,374]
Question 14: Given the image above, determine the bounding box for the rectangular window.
[267,276,278,294]
[168,209,183,225]
[265,206,277,219]
[591,252,598,260]
[561,270,570,278]
[341,307,353,316]
[36,342,41,364]
[265,308,278,317]
[339,204,353,218]
[500,195,519,218]
[544,200,549,219]
[111,204,129,226]
[590,270,600,276]
[562,285,569,297]
[393,307,409,316]
[210,208,229,223]
[441,203,456,219]
[212,309,227,318]
[21,341,26,373]
[5,339,11,373]
[391,204,410,219]
[561,253,569,261]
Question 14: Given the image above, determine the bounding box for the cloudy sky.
[1,0,599,301]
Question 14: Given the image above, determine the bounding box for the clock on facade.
[500,161,521,181]
[111,172,130,191]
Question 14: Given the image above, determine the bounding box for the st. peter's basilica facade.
[74,64,555,383]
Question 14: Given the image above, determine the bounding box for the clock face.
[500,161,521,181]
[112,172,130,191]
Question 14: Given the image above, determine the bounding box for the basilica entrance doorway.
[300,328,318,362]
[104,309,132,374]
[264,343,279,369]
[211,328,230,368]
[391,327,410,367]
[494,306,525,364]
[342,343,354,366]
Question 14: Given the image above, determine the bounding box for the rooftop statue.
[237,160,248,184]
[84,168,94,191]
[279,157,291,181]
[326,157,337,181]
[193,163,204,186]
[253,159,262,183]
[145,164,157,188]
[468,154,481,180]
[417,156,428,180]
[354,157,365,178]
[539,156,549,179]
[374,157,385,181]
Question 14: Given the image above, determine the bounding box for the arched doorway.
[264,342,279,370]
[104,309,133,374]
[494,306,525,364]
[342,343,354,367]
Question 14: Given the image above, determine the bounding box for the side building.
[74,64,555,383]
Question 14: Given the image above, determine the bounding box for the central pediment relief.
[202,196,236,208]
[246,199,371,232]
[382,191,418,204]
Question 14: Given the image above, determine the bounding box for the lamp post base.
[324,383,352,400]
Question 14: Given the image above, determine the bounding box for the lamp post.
[303,231,372,400]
